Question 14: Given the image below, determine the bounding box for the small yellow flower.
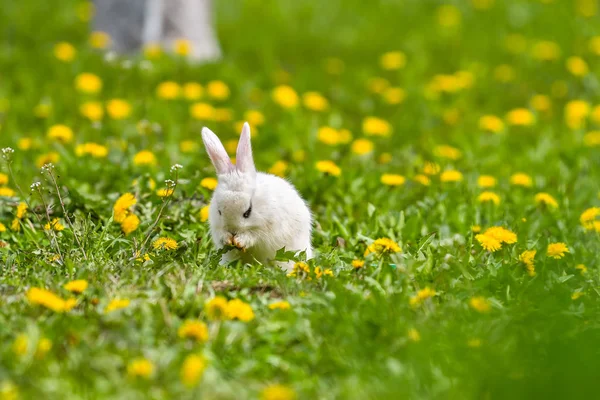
[205,296,229,320]
[477,191,500,205]
[409,287,436,307]
[519,250,537,277]
[580,207,600,230]
[244,110,265,126]
[506,108,535,126]
[64,279,88,294]
[268,301,291,310]
[382,87,406,105]
[566,56,589,77]
[44,218,65,231]
[575,264,588,275]
[133,150,157,166]
[144,43,162,59]
[530,95,551,112]
[0,222,6,232]
[477,175,497,188]
[423,162,441,175]
[105,298,130,313]
[268,160,288,177]
[362,117,392,137]
[532,40,561,61]
[364,238,401,257]
[47,124,74,144]
[367,77,390,94]
[89,31,111,49]
[471,225,481,233]
[207,80,230,100]
[180,140,199,153]
[351,139,374,155]
[571,291,584,300]
[178,320,208,342]
[302,92,329,111]
[380,51,406,70]
[407,328,421,342]
[564,100,590,129]
[381,174,405,186]
[53,42,76,62]
[475,234,501,252]
[106,99,132,120]
[156,188,174,198]
[493,64,515,82]
[352,259,365,269]
[76,143,108,158]
[152,237,178,251]
[156,81,181,99]
[121,214,140,235]
[434,145,462,160]
[13,334,28,356]
[27,287,75,313]
[183,82,204,100]
[16,202,27,219]
[584,131,600,147]
[174,38,192,56]
[315,160,341,177]
[547,242,569,259]
[200,177,218,190]
[260,384,297,400]
[127,358,154,379]
[469,296,491,313]
[510,172,533,187]
[411,174,430,186]
[272,85,299,109]
[590,36,600,55]
[0,380,19,400]
[437,4,461,27]
[180,354,207,387]
[534,192,558,209]
[225,298,255,322]
[18,137,34,150]
[79,101,104,121]
[478,115,504,133]
[484,226,517,244]
[440,170,463,183]
[35,338,52,359]
[75,73,102,94]
[190,102,215,121]
[199,205,210,222]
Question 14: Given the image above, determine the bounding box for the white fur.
[201,123,312,271]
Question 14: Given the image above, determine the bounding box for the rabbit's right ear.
[201,127,234,175]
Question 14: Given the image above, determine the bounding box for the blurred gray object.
[92,0,221,61]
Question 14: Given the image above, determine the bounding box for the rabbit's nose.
[229,231,237,237]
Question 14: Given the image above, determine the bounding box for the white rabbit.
[201,122,313,271]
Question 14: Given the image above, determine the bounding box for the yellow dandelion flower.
[200,177,218,190]
[510,173,533,187]
[532,40,561,61]
[26,287,74,313]
[382,87,406,105]
[434,145,462,160]
[440,170,463,183]
[113,193,136,220]
[571,291,584,300]
[366,77,390,94]
[133,150,157,166]
[44,218,65,231]
[156,188,174,198]
[302,91,329,111]
[156,81,181,99]
[407,328,421,342]
[547,242,569,259]
[47,124,73,144]
[506,108,535,126]
[0,222,6,232]
[105,298,130,313]
[409,287,436,307]
[106,99,132,120]
[475,234,501,252]
[478,115,504,133]
[244,110,265,126]
[75,143,108,158]
[380,51,406,70]
[471,225,481,233]
[180,354,207,387]
[268,160,288,177]
[564,100,590,129]
[225,298,255,322]
[16,202,27,219]
[79,101,104,121]
[351,138,374,155]
[10,218,20,231]
[381,174,406,186]
[413,174,431,186]
[269,301,291,310]
[53,42,76,62]
[144,43,162,59]
[477,175,497,188]
[423,162,441,176]
[89,31,111,49]
[75,73,102,94]
[127,358,154,379]
[64,279,88,294]
[477,191,500,205]
[530,95,551,112]
[206,80,230,100]
[0,380,19,400]
[152,237,178,251]
[180,140,198,153]
[190,102,216,121]
[436,4,462,27]
[13,333,28,356]
[199,205,210,222]
[317,126,339,145]
[174,38,192,56]
[18,137,34,150]
[469,296,491,313]
[183,82,204,100]
[566,56,589,77]
[584,131,600,147]
[120,214,140,235]
[35,337,52,359]
[315,160,341,177]
[534,192,558,209]
[205,296,229,320]
[362,117,392,137]
[260,384,297,400]
[484,226,517,244]
[580,207,600,230]
[519,250,537,277]
[178,320,208,342]
[364,238,401,257]
[575,264,588,275]
[493,64,515,82]
[272,85,299,109]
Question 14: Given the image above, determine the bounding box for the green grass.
[1,0,600,399]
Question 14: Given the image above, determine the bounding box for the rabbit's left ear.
[236,122,256,174]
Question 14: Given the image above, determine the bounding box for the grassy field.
[1,0,600,399]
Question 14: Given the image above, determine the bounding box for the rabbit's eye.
[243,204,252,218]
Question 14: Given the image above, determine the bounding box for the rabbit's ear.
[201,127,234,175]
[236,122,256,174]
